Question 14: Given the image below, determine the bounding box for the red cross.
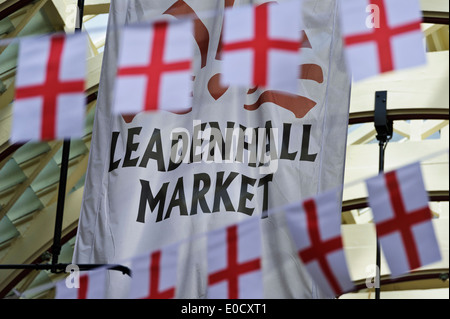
[208,225,261,299]
[223,3,299,87]
[117,21,191,111]
[377,171,432,270]
[77,274,89,299]
[344,0,422,73]
[15,35,85,140]
[299,199,343,295]
[143,250,175,299]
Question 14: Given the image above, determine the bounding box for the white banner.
[73,0,351,298]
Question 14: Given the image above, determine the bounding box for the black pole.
[375,143,383,299]
[0,263,131,277]
[50,0,85,272]
[50,140,70,270]
[75,0,85,32]
[373,91,393,299]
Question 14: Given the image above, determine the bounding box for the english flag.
[284,189,354,297]
[128,244,179,299]
[207,219,263,299]
[11,32,87,142]
[340,0,426,81]
[221,0,301,94]
[366,162,441,277]
[55,266,107,299]
[113,19,194,115]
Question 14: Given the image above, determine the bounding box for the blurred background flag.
[366,162,442,277]
[11,32,87,143]
[221,0,302,94]
[128,244,179,299]
[284,189,355,297]
[339,0,426,81]
[112,19,194,115]
[207,218,263,299]
[55,266,107,299]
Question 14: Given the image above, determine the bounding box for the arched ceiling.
[0,0,448,299]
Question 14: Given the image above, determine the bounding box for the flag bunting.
[5,0,429,141]
[51,160,443,299]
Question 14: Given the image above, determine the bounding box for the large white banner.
[73,0,351,298]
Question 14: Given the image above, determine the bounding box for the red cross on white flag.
[128,244,179,299]
[55,266,107,299]
[12,33,87,142]
[207,218,263,299]
[113,19,193,115]
[366,162,441,277]
[221,0,301,94]
[285,189,354,297]
[340,0,425,81]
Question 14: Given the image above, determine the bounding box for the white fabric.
[55,277,78,299]
[11,98,43,142]
[73,0,351,299]
[384,0,422,28]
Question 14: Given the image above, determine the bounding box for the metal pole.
[75,0,85,32]
[50,140,70,270]
[375,141,384,299]
[0,263,131,276]
[50,0,85,272]
[373,90,392,299]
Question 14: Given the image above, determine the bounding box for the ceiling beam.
[0,0,50,55]
[349,51,449,124]
[0,141,63,222]
[0,0,34,21]
[421,0,449,24]
[343,138,449,207]
[84,0,110,15]
[45,152,88,207]
[0,187,83,296]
